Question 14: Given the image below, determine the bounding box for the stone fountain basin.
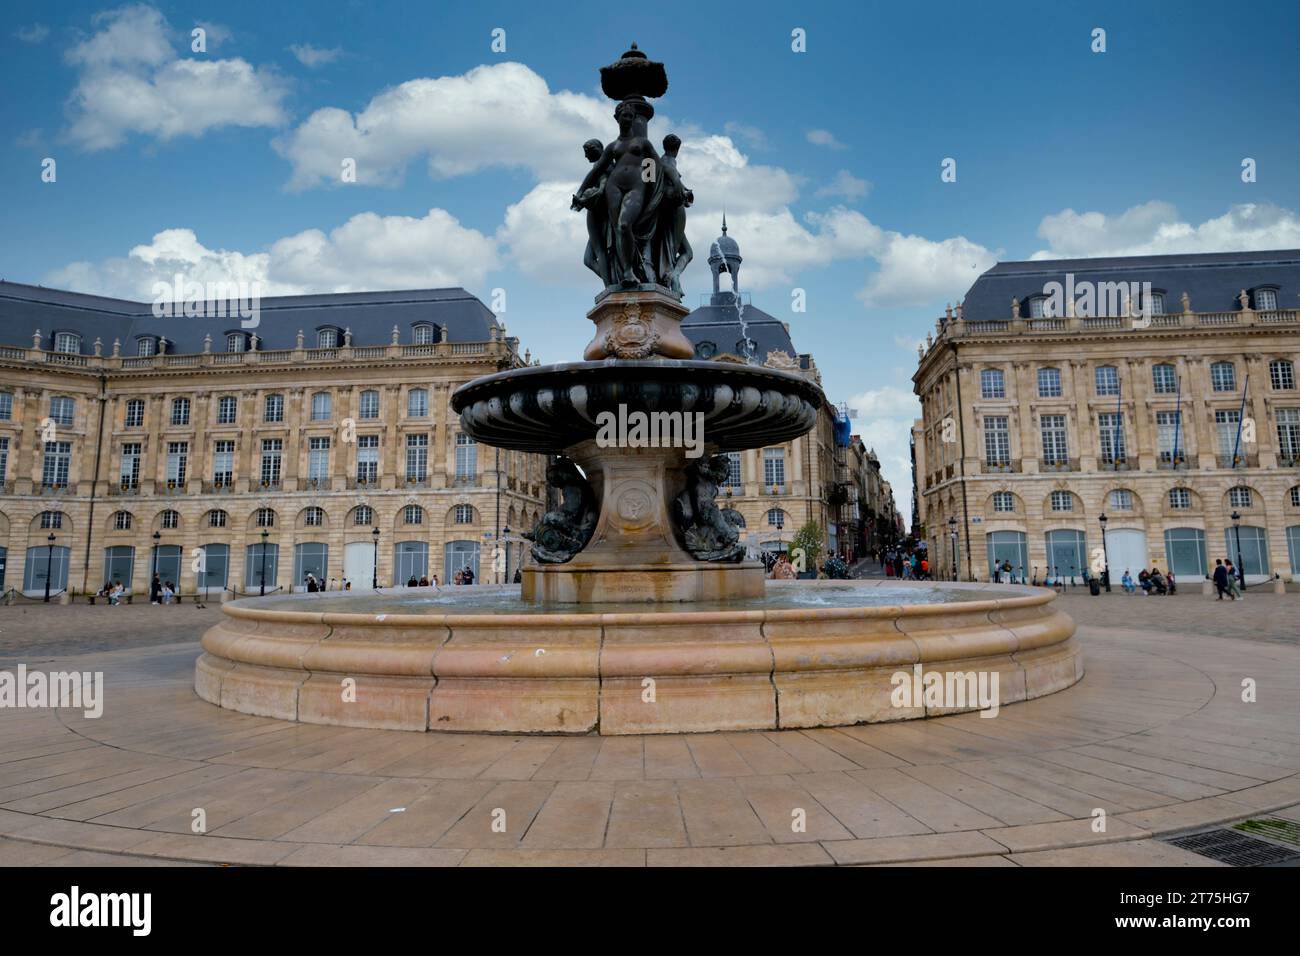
[194,580,1082,735]
[451,359,823,453]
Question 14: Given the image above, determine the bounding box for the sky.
[4,0,1300,523]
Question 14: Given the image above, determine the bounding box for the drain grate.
[1166,827,1300,866]
[1233,817,1300,848]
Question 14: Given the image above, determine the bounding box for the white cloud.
[858,232,999,307]
[1032,201,1300,259]
[844,386,919,523]
[814,169,870,201]
[63,4,288,150]
[46,209,498,300]
[194,21,232,49]
[723,121,768,151]
[15,23,50,44]
[275,61,610,189]
[806,129,845,150]
[289,43,342,67]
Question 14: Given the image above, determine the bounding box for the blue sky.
[4,0,1300,511]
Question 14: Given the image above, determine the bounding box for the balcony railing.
[1039,458,1078,472]
[982,461,1021,474]
[203,479,236,494]
[1217,454,1259,468]
[108,481,140,496]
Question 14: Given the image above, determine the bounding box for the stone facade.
[0,284,546,597]
[914,251,1300,584]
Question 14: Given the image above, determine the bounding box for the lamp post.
[1098,513,1111,592]
[503,526,511,583]
[259,528,269,596]
[151,529,161,582]
[371,527,380,590]
[947,515,958,582]
[1231,509,1245,588]
[43,533,56,603]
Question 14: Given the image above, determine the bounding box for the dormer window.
[1028,297,1047,318]
[317,328,339,349]
[1255,288,1278,312]
[137,337,156,357]
[54,332,81,354]
[226,333,246,353]
[413,324,435,345]
[1147,292,1165,315]
[695,341,717,359]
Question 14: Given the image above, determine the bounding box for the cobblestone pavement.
[0,589,1297,866]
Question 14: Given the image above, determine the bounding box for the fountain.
[195,45,1081,735]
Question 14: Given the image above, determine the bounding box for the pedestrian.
[1225,560,1243,599]
[1166,569,1177,595]
[512,567,521,584]
[1213,559,1232,600]
[306,573,318,593]
[149,573,162,605]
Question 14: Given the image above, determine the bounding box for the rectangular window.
[983,416,1010,465]
[264,394,284,423]
[1211,363,1236,392]
[0,392,11,420]
[50,396,75,427]
[261,439,283,484]
[1230,486,1252,508]
[1095,366,1119,396]
[359,391,379,420]
[1098,412,1126,464]
[311,392,332,421]
[763,448,785,487]
[992,491,1014,513]
[1037,368,1061,398]
[171,398,190,426]
[125,399,144,428]
[1110,489,1133,510]
[42,441,71,486]
[406,434,428,481]
[308,437,330,480]
[724,451,742,489]
[1156,410,1180,463]
[454,434,477,481]
[1277,408,1300,460]
[1272,361,1296,391]
[357,435,379,483]
[120,442,142,487]
[1256,289,1278,311]
[217,396,237,424]
[1169,488,1191,510]
[0,437,8,484]
[213,440,234,484]
[1041,415,1068,464]
[408,389,428,417]
[166,441,188,484]
[1215,409,1241,458]
[980,369,1005,399]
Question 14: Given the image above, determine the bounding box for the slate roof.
[0,281,502,354]
[963,249,1300,321]
[682,291,800,362]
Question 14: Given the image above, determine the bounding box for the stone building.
[913,249,1300,584]
[0,282,545,597]
[678,221,893,561]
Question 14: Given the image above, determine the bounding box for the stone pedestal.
[583,288,694,361]
[522,439,763,604]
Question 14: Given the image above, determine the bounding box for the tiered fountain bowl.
[194,43,1081,735]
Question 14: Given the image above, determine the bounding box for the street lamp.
[1098,513,1111,592]
[43,533,56,603]
[502,526,511,583]
[151,529,161,581]
[371,527,380,590]
[1231,509,1245,588]
[947,515,958,582]
[259,528,269,596]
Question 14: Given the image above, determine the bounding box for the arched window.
[454,504,474,524]
[113,511,132,531]
[413,324,435,345]
[404,505,424,525]
[208,510,228,528]
[1049,490,1073,512]
[1109,489,1133,510]
[54,332,81,354]
[304,506,325,527]
[226,333,246,353]
[766,509,786,529]
[1028,296,1047,318]
[256,508,275,528]
[137,337,156,357]
[1168,488,1191,510]
[39,511,64,529]
[354,505,373,526]
[317,328,339,349]
[1229,486,1253,508]
[160,510,180,529]
[992,491,1015,513]
[1255,288,1278,311]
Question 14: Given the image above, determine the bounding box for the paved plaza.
[0,590,1297,867]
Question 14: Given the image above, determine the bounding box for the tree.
[791,519,824,572]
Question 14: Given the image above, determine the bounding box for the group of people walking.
[882,548,930,580]
[1211,559,1245,600]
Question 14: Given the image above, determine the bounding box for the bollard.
[1274,578,1287,595]
[1202,579,1214,596]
